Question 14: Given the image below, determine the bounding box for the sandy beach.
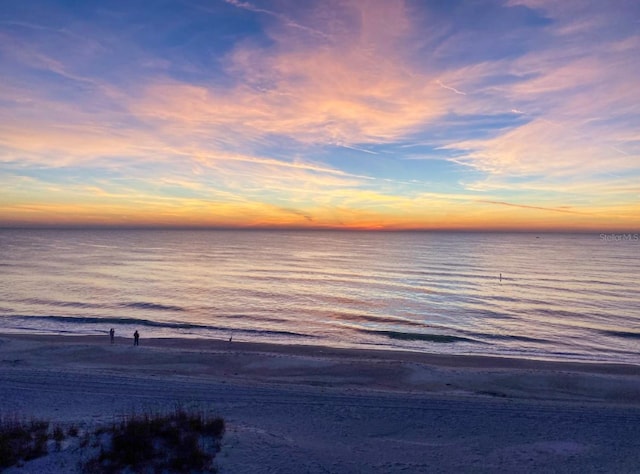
[1,333,639,473]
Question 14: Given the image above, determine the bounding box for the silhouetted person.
[134,330,139,346]
[109,328,115,344]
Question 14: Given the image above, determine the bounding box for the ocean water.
[0,229,639,364]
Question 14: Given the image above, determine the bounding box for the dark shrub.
[85,408,224,473]
[0,416,51,468]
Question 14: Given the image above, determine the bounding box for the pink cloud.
[130,0,456,148]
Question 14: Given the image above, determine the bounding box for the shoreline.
[2,332,639,402]
[3,331,639,373]
[4,320,639,367]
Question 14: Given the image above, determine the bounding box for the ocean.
[1,229,638,364]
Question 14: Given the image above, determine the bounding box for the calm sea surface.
[1,229,638,364]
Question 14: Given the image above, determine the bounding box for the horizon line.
[1,224,638,234]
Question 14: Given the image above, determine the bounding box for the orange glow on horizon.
[1,198,638,232]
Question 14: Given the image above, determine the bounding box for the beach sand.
[1,333,639,473]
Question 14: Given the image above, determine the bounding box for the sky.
[1,0,639,231]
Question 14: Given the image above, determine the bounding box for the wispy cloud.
[436,80,467,96]
[222,0,330,39]
[477,200,588,215]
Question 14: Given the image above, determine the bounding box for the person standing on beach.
[109,328,115,344]
[133,330,139,346]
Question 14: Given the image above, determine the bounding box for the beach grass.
[1,408,225,473]
[0,415,51,469]
[83,408,225,473]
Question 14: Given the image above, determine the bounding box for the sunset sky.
[1,0,639,230]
